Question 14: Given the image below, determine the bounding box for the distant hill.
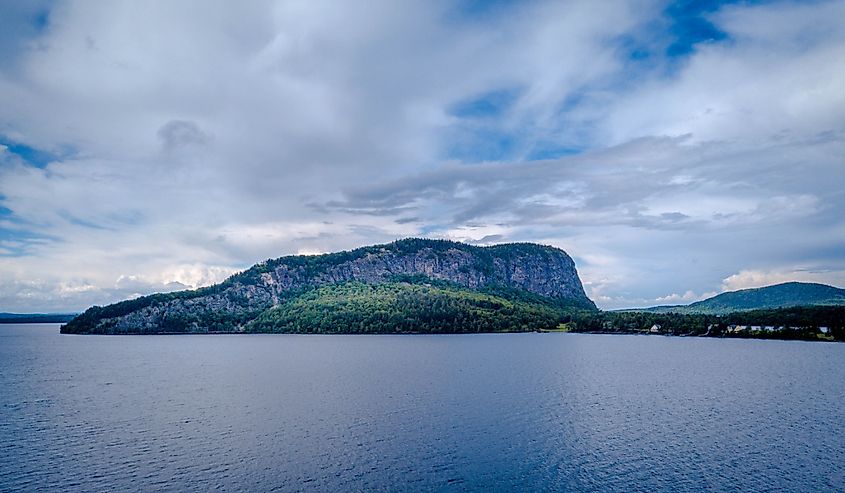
[0,313,77,324]
[633,282,845,315]
[62,238,596,334]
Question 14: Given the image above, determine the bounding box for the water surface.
[1,324,843,491]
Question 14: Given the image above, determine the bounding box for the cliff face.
[62,238,595,334]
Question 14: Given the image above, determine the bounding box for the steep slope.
[636,282,845,315]
[62,238,595,334]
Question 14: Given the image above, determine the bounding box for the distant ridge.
[631,282,845,314]
[0,313,77,324]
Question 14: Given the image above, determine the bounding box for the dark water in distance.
[1,325,844,492]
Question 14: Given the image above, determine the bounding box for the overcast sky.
[1,0,844,312]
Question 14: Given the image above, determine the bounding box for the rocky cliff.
[62,238,595,334]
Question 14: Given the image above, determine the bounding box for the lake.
[1,324,843,492]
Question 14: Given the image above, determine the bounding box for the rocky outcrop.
[62,238,595,334]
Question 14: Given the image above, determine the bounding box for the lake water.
[1,324,844,492]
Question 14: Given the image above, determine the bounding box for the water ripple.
[1,327,843,492]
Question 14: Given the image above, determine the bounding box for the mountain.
[0,313,77,324]
[62,238,596,334]
[634,282,845,315]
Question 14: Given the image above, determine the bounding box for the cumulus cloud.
[0,0,843,311]
[655,290,717,304]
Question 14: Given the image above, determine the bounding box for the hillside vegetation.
[570,305,844,340]
[248,281,583,334]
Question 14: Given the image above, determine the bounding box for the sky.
[1,0,844,312]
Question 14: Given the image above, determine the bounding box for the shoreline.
[52,327,840,342]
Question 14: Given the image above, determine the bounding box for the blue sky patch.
[0,137,74,168]
[448,88,522,119]
[526,145,585,161]
[665,1,730,57]
[450,0,518,22]
[662,0,773,57]
[444,127,520,163]
[33,8,50,30]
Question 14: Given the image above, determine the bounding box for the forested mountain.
[62,238,595,334]
[636,282,845,315]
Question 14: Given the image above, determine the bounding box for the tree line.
[568,306,844,341]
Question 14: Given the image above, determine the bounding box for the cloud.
[158,120,210,152]
[0,274,202,314]
[324,135,841,231]
[319,133,845,309]
[603,1,845,145]
[721,269,845,292]
[0,0,843,311]
[655,290,716,304]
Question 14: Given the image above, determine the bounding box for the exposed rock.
[62,238,595,334]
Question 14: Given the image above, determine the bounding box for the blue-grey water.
[1,324,844,492]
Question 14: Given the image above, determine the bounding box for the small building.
[750,326,762,331]
[820,326,830,334]
[649,324,661,333]
[763,326,776,332]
